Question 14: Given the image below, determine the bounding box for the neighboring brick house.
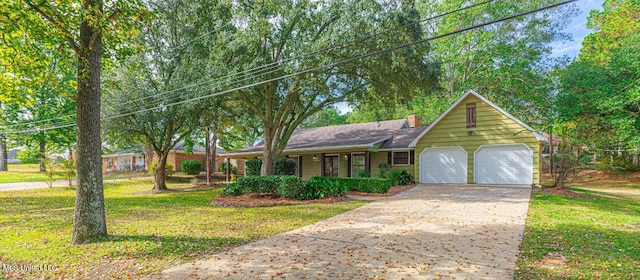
[103,142,233,173]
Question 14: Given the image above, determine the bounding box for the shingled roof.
[224,119,425,156]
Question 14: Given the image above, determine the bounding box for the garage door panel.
[420,147,467,184]
[475,144,533,185]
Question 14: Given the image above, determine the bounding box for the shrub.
[244,158,298,176]
[245,159,262,176]
[218,162,237,175]
[236,175,281,194]
[276,158,297,175]
[386,170,414,186]
[396,170,414,185]
[337,177,392,194]
[277,176,303,199]
[298,177,348,200]
[357,171,371,178]
[378,162,392,178]
[222,182,247,196]
[149,161,175,176]
[181,160,202,175]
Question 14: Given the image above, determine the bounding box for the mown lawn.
[0,179,366,279]
[0,164,63,184]
[516,185,640,279]
[0,164,150,184]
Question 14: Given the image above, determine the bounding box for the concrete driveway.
[154,185,532,279]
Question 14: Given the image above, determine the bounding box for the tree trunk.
[0,134,7,171]
[39,140,46,172]
[153,153,169,192]
[205,127,210,184]
[72,0,107,244]
[261,147,277,176]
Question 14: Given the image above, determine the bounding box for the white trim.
[418,146,468,184]
[473,143,533,185]
[350,152,366,178]
[324,154,340,177]
[391,150,411,166]
[408,90,547,147]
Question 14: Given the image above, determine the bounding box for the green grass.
[0,179,366,279]
[0,164,64,183]
[516,187,640,279]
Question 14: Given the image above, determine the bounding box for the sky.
[550,0,605,58]
[336,0,606,115]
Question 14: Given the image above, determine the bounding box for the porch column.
[320,153,325,177]
[364,151,370,174]
[225,157,231,182]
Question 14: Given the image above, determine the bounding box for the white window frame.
[350,152,366,177]
[392,150,411,166]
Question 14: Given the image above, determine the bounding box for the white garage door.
[475,144,533,185]
[420,147,467,184]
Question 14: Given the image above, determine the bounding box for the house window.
[392,151,409,165]
[351,153,365,177]
[466,102,476,128]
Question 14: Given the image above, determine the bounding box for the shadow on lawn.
[518,223,640,279]
[103,234,247,259]
[535,189,640,217]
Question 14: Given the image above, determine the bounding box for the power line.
[3,0,495,131]
[103,0,497,116]
[1,0,575,134]
[96,0,582,123]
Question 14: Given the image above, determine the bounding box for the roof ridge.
[296,118,407,132]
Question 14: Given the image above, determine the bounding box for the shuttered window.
[392,151,409,165]
[466,102,476,128]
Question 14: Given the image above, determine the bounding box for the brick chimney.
[408,114,420,128]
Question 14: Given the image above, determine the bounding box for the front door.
[324,155,339,177]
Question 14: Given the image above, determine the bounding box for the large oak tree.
[0,0,146,244]
[227,0,440,175]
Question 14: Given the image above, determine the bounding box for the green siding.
[267,151,417,180]
[414,95,542,184]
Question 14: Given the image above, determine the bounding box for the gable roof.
[408,90,546,148]
[223,119,423,156]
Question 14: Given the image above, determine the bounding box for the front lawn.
[0,179,366,279]
[517,184,640,279]
[0,164,63,184]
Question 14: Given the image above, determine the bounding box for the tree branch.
[23,0,81,55]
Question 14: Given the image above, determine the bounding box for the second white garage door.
[474,144,533,185]
[419,147,467,184]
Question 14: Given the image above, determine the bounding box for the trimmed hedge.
[236,175,280,194]
[222,182,247,196]
[336,177,393,194]
[244,158,298,176]
[223,175,391,199]
[181,160,202,175]
[298,176,348,200]
[277,176,303,199]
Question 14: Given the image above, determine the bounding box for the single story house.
[224,90,546,185]
[102,148,146,173]
[102,142,230,173]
